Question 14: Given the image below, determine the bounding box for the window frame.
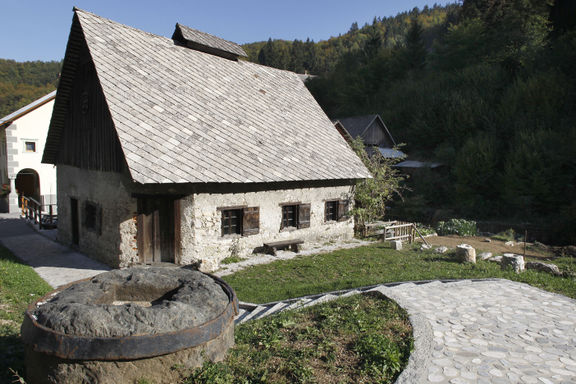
[281,204,298,229]
[219,206,260,237]
[221,208,243,236]
[324,200,339,222]
[24,141,37,153]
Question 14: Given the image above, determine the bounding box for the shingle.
[72,9,371,184]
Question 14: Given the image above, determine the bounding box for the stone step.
[283,298,313,311]
[340,290,361,297]
[252,302,289,320]
[302,294,338,308]
[236,305,267,324]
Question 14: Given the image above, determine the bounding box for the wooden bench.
[263,239,304,256]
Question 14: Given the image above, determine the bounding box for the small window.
[221,206,260,237]
[325,199,350,222]
[222,209,243,236]
[325,201,339,222]
[280,203,311,230]
[83,201,102,234]
[25,141,36,152]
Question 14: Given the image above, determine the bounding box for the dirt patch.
[417,235,553,259]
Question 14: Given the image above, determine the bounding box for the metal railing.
[21,196,57,229]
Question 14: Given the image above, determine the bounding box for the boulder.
[489,256,503,264]
[392,240,403,251]
[435,246,449,254]
[479,252,493,260]
[421,244,432,251]
[505,241,515,247]
[501,254,525,273]
[483,238,492,243]
[525,261,562,276]
[456,244,476,264]
[563,245,576,257]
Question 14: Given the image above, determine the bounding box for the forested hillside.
[248,0,576,243]
[0,59,60,116]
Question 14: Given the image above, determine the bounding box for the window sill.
[280,226,298,233]
[221,234,242,239]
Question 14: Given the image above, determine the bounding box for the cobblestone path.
[379,280,576,384]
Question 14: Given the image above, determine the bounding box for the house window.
[25,141,36,152]
[222,209,243,236]
[325,201,339,222]
[221,206,260,237]
[280,203,311,230]
[83,201,102,234]
[325,199,350,222]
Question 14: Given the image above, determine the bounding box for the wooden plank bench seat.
[263,239,304,256]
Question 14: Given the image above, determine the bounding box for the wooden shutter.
[243,206,260,236]
[298,204,311,229]
[338,200,349,221]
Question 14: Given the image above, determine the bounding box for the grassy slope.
[223,244,576,303]
[0,246,52,382]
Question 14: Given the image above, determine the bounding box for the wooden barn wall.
[362,121,394,147]
[58,37,125,173]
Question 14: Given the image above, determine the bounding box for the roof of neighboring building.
[43,9,371,184]
[173,23,247,59]
[0,91,56,129]
[332,114,397,147]
[377,147,406,159]
[394,160,443,169]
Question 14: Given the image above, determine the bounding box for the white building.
[0,91,57,213]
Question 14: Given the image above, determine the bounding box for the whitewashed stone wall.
[57,165,138,267]
[180,185,355,272]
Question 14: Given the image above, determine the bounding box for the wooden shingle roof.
[173,23,247,60]
[44,9,371,184]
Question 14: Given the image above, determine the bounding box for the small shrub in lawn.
[436,218,478,236]
[491,228,516,242]
[415,223,436,236]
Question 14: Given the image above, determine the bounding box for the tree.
[349,138,405,235]
[404,18,427,70]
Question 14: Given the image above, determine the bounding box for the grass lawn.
[0,245,52,383]
[187,293,412,384]
[222,243,576,303]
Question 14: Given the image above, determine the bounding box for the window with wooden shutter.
[242,207,259,236]
[221,209,243,236]
[338,200,349,221]
[281,205,298,229]
[325,200,339,222]
[298,203,311,229]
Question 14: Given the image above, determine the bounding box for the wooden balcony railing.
[21,196,57,229]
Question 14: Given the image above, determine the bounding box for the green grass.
[0,245,52,383]
[223,244,576,303]
[187,293,412,384]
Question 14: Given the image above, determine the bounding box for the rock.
[563,245,576,257]
[393,240,403,250]
[483,238,492,243]
[505,241,515,247]
[456,244,476,264]
[479,252,493,260]
[526,261,562,276]
[421,244,432,250]
[489,256,503,264]
[435,246,449,254]
[501,254,525,273]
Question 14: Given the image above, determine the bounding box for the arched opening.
[15,168,41,206]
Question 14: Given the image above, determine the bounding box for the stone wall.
[57,165,138,267]
[180,185,355,271]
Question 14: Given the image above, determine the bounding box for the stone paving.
[377,280,576,384]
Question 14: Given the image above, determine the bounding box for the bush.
[436,218,477,236]
[491,228,516,242]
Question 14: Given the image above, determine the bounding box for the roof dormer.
[172,23,247,61]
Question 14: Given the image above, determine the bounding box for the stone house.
[0,91,57,213]
[42,9,371,272]
[333,114,405,159]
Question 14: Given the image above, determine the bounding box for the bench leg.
[265,245,277,256]
[291,244,301,253]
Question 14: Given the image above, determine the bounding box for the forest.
[248,0,576,244]
[0,59,60,116]
[1,0,574,243]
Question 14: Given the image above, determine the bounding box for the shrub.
[436,218,477,236]
[491,228,516,242]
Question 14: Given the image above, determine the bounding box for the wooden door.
[137,198,177,264]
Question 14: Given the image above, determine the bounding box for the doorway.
[15,168,40,206]
[137,198,179,264]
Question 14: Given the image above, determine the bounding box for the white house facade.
[0,91,57,213]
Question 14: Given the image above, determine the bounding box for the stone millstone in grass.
[456,244,476,264]
[32,267,229,337]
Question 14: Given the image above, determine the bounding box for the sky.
[0,0,456,62]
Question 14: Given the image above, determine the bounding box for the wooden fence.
[21,196,57,229]
[366,220,430,245]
